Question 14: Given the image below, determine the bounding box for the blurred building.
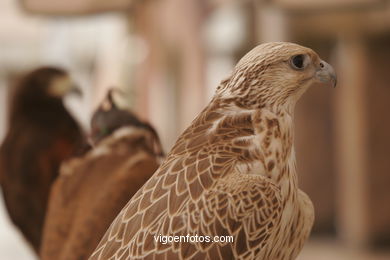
[0,0,389,259]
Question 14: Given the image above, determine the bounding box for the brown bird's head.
[216,42,336,111]
[9,67,81,123]
[14,67,81,101]
[90,89,164,156]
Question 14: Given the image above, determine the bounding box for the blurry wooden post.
[0,78,8,140]
[176,0,206,131]
[130,1,178,149]
[366,35,390,246]
[334,35,369,247]
[256,2,288,42]
[131,0,207,149]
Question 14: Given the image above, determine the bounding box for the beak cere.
[316,60,337,88]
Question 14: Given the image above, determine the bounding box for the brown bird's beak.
[69,84,83,97]
[315,60,337,88]
[49,76,83,97]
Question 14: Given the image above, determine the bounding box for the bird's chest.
[262,190,314,260]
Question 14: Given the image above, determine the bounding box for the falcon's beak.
[315,60,337,88]
[69,85,82,97]
[49,76,83,97]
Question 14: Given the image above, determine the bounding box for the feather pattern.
[89,42,336,259]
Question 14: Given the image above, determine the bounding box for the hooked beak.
[69,84,82,97]
[49,76,83,97]
[315,60,337,88]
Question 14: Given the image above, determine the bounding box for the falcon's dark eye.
[290,54,306,70]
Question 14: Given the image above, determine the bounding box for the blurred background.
[0,0,390,259]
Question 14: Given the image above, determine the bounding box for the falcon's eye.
[290,54,307,70]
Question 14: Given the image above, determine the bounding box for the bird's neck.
[210,102,298,194]
[252,108,298,193]
[196,100,299,195]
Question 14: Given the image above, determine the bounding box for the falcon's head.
[10,67,81,121]
[216,42,336,111]
[14,67,81,102]
[90,89,164,158]
[90,89,146,144]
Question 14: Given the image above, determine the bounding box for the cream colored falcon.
[89,42,337,260]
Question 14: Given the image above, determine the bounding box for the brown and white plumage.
[40,90,163,260]
[90,42,336,260]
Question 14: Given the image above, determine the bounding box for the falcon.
[0,67,84,252]
[40,89,164,260]
[90,42,337,260]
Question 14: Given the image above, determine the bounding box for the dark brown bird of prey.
[89,42,336,260]
[40,89,164,260]
[0,67,84,253]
